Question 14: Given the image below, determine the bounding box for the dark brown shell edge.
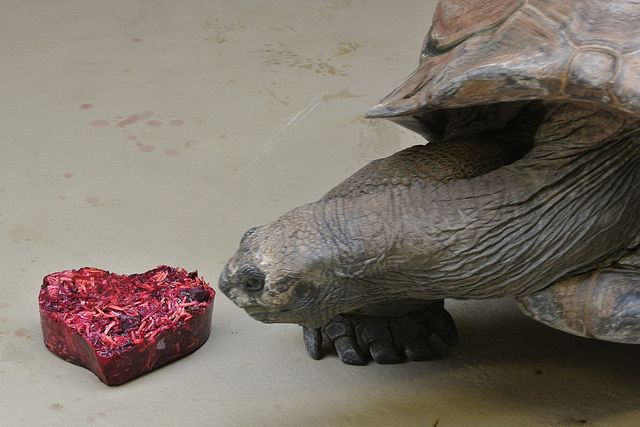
[516,268,640,344]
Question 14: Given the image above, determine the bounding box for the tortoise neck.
[427,110,640,297]
[319,103,640,304]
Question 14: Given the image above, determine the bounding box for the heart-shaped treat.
[39,266,215,385]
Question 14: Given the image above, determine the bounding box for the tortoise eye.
[243,276,264,293]
[239,265,265,293]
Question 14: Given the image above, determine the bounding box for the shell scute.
[429,0,524,52]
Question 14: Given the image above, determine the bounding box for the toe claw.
[369,340,403,364]
[303,326,323,360]
[355,316,392,346]
[355,317,403,363]
[334,336,367,365]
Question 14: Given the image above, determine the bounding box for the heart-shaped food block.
[39,266,215,385]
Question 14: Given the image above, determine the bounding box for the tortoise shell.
[367,0,640,121]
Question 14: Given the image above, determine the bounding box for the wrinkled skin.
[220,0,640,364]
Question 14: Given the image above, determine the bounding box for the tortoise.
[219,0,640,365]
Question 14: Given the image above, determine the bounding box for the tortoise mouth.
[243,306,310,325]
[242,300,334,327]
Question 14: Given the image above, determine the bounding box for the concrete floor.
[1,1,639,426]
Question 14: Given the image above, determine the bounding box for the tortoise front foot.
[303,303,458,365]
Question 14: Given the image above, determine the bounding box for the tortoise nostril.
[219,279,230,293]
[218,267,232,293]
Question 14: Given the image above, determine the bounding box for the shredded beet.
[39,266,215,385]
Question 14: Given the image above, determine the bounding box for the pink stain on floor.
[85,196,100,206]
[89,120,110,127]
[165,149,179,156]
[116,111,154,128]
[146,120,162,127]
[14,328,30,337]
[169,119,184,126]
[139,145,155,152]
[81,104,93,110]
[63,172,74,178]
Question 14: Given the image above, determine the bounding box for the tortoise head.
[219,204,350,328]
